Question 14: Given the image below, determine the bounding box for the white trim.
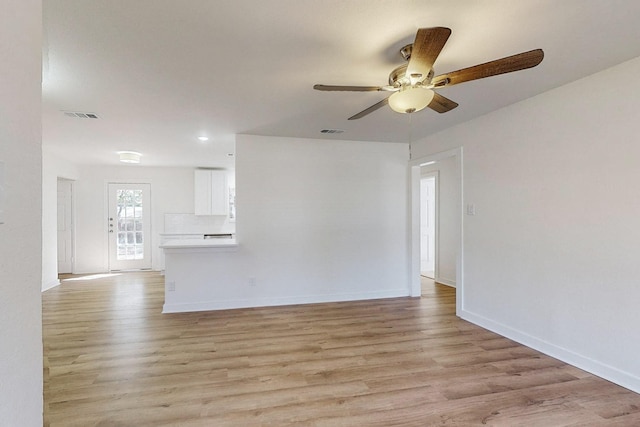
[460,308,640,394]
[408,165,421,297]
[163,289,410,313]
[41,279,60,292]
[434,277,456,288]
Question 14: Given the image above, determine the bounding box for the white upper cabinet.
[194,169,228,216]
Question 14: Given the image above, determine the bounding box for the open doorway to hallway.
[418,155,459,289]
[410,147,462,311]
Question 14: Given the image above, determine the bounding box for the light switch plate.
[466,203,476,216]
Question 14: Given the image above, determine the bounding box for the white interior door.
[420,175,436,277]
[57,179,74,274]
[108,183,152,271]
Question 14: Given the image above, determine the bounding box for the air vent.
[63,111,99,119]
[320,129,344,134]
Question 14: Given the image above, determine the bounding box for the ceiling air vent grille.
[320,129,344,134]
[63,111,99,119]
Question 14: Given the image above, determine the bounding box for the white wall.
[0,0,43,423]
[73,165,197,273]
[421,155,459,286]
[163,135,410,312]
[42,148,79,290]
[412,56,640,392]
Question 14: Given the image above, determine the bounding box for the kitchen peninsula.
[160,236,240,314]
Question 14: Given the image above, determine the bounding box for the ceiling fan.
[313,27,544,120]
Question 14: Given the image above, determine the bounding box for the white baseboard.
[460,308,640,394]
[42,279,60,292]
[435,276,456,287]
[163,289,410,314]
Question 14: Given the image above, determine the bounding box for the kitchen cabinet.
[194,169,228,215]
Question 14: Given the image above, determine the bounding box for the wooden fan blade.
[348,98,389,120]
[428,92,459,113]
[431,49,544,88]
[406,27,451,81]
[314,84,383,92]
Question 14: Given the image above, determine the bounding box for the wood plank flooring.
[43,272,640,426]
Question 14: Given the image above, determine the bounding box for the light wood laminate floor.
[43,272,640,426]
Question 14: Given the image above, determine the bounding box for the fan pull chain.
[408,113,413,159]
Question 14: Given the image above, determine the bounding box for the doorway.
[57,179,74,274]
[420,173,437,279]
[409,147,463,313]
[107,183,152,271]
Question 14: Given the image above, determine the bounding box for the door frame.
[105,180,153,271]
[409,147,464,315]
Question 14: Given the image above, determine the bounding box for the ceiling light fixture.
[388,87,435,114]
[197,136,209,141]
[117,151,141,164]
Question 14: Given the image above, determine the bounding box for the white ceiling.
[42,0,640,167]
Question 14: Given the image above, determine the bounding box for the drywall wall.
[411,56,640,392]
[72,165,199,273]
[421,155,459,286]
[0,0,43,423]
[163,135,409,312]
[42,148,79,290]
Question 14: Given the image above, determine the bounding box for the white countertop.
[159,238,238,249]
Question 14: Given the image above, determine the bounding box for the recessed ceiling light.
[117,151,141,164]
[197,136,209,141]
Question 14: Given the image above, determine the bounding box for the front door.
[108,183,152,271]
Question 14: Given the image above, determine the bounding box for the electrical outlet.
[167,281,176,291]
[249,277,256,287]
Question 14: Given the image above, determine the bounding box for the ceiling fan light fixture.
[388,87,435,114]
